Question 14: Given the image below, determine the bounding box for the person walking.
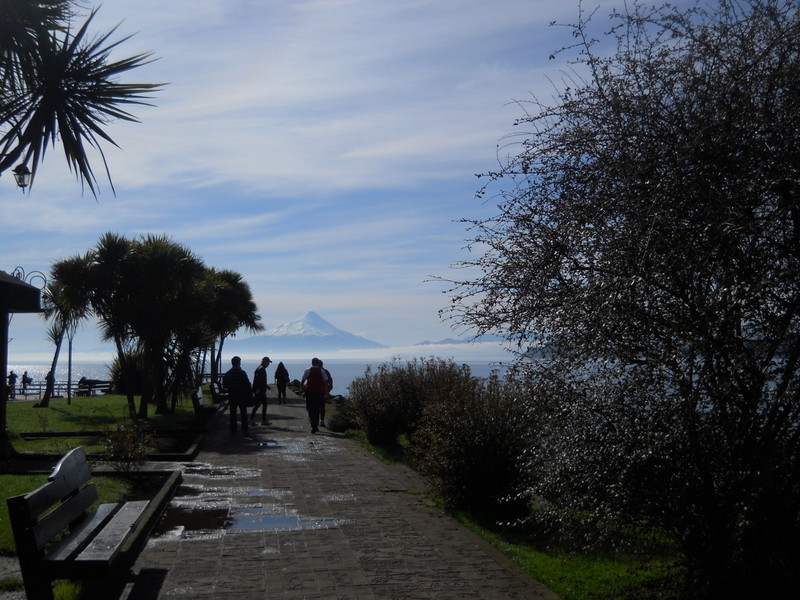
[301,357,328,434]
[319,360,333,428]
[249,356,272,427]
[274,361,290,404]
[223,356,252,436]
[7,371,17,399]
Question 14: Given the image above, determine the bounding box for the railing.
[12,380,111,400]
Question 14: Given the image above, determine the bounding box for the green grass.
[7,395,205,433]
[344,428,408,464]
[5,394,209,455]
[458,513,679,600]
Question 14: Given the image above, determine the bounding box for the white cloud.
[3,0,609,357]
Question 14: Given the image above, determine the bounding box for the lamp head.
[12,164,31,190]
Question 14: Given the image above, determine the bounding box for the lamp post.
[12,164,31,191]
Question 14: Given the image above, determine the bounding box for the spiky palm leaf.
[0,6,162,195]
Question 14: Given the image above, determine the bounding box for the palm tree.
[89,232,138,418]
[165,279,217,414]
[0,0,162,195]
[39,253,91,407]
[126,235,208,417]
[205,268,264,383]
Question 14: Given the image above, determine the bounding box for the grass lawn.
[7,395,207,434]
[5,394,210,454]
[459,513,681,600]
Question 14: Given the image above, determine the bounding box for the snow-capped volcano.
[266,311,351,338]
[226,312,387,353]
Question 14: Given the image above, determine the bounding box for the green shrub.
[348,357,472,445]
[326,396,358,433]
[410,371,535,517]
[100,419,154,474]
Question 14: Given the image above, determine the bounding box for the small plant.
[37,411,50,433]
[100,420,154,475]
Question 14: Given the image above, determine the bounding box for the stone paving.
[123,389,559,599]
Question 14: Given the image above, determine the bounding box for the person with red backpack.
[301,357,329,434]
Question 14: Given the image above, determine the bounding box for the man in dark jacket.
[249,356,272,426]
[223,356,251,435]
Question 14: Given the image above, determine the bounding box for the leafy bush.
[100,419,154,474]
[347,357,472,445]
[326,396,359,433]
[410,371,535,517]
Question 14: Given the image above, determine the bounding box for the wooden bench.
[6,447,178,600]
[209,382,229,404]
[75,379,113,396]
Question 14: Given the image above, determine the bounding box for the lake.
[7,358,510,397]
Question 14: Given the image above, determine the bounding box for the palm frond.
[0,7,163,195]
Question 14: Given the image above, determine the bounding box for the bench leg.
[20,571,55,600]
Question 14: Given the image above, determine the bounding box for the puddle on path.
[256,440,281,449]
[151,484,346,541]
[255,435,343,460]
[181,463,262,480]
[153,505,342,539]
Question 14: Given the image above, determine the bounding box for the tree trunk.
[38,327,65,408]
[114,337,138,420]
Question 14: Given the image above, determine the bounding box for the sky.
[2,0,618,363]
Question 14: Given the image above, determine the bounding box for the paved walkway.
[123,389,559,600]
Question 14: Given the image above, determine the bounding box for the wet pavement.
[120,389,559,599]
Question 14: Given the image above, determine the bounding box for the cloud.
[3,0,594,356]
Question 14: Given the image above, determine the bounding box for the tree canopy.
[446,1,800,597]
[41,233,263,417]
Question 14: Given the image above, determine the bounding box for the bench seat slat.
[74,501,149,567]
[33,484,99,552]
[43,503,117,563]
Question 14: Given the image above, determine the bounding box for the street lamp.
[12,164,31,191]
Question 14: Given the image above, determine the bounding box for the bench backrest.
[7,447,98,555]
[210,383,228,400]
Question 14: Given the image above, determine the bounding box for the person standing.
[7,371,17,399]
[249,356,272,427]
[22,371,31,395]
[301,357,328,434]
[274,361,290,404]
[223,356,252,436]
[319,360,333,428]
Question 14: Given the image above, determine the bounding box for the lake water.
[7,358,509,397]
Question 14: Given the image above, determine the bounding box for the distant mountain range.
[225,311,388,353]
[415,334,506,345]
